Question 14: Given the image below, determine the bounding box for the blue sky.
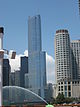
[0,0,80,58]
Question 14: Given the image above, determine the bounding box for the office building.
[25,73,29,88]
[3,59,10,86]
[71,40,80,80]
[20,56,28,88]
[15,70,20,86]
[28,15,46,98]
[44,83,53,102]
[28,15,42,53]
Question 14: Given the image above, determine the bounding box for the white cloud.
[9,55,21,72]
[9,52,27,72]
[24,50,28,56]
[9,50,55,84]
[46,53,55,84]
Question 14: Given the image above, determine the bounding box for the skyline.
[0,0,80,58]
[0,0,80,84]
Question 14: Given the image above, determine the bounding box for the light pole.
[0,27,4,106]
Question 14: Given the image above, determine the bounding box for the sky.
[0,0,80,83]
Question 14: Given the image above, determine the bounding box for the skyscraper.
[15,70,20,86]
[55,29,72,82]
[54,29,72,97]
[3,59,10,86]
[9,72,15,86]
[20,56,28,88]
[28,15,46,98]
[28,15,42,53]
[71,40,80,80]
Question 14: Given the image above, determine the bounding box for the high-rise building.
[3,59,10,86]
[55,29,72,82]
[9,70,20,87]
[55,29,72,97]
[28,15,46,98]
[15,70,20,86]
[44,83,53,102]
[54,29,80,98]
[28,15,42,53]
[20,56,28,88]
[71,40,80,80]
[9,72,15,86]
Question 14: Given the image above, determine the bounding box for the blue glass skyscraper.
[28,15,46,98]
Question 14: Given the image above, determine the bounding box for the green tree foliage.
[65,97,74,104]
[55,93,65,104]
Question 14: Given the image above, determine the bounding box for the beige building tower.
[55,29,72,97]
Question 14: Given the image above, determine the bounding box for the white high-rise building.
[54,29,80,98]
[55,29,72,82]
[54,29,72,97]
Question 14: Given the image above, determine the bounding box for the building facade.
[55,29,72,97]
[71,40,80,80]
[9,72,15,86]
[15,70,20,86]
[3,59,10,86]
[28,15,46,98]
[55,29,72,82]
[54,29,80,98]
[20,56,28,88]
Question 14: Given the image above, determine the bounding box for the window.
[68,92,71,97]
[65,86,67,91]
[65,92,67,97]
[68,86,71,90]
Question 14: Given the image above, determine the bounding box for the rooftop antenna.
[36,8,40,15]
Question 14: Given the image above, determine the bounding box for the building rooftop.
[56,29,68,34]
[71,40,80,43]
[0,27,4,34]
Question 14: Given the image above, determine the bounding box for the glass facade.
[28,15,42,53]
[3,59,10,86]
[28,15,46,98]
[71,40,80,80]
[20,56,28,88]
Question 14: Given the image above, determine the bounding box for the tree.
[55,93,65,104]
